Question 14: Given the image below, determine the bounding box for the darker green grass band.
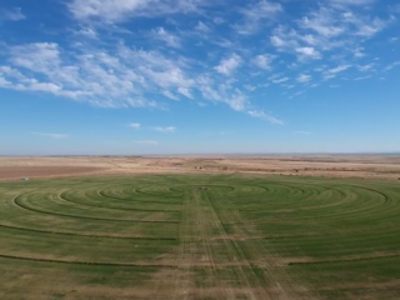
[0,224,177,241]
[13,196,179,224]
[0,254,177,268]
[288,254,400,266]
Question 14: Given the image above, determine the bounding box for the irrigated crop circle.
[1,175,399,299]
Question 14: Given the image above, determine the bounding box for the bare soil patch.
[0,166,103,181]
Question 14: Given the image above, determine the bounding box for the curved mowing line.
[262,225,400,240]
[165,184,237,194]
[235,184,326,209]
[261,182,306,197]
[204,184,270,198]
[0,224,177,241]
[60,191,181,213]
[244,185,392,221]
[106,185,181,197]
[220,182,309,203]
[110,186,182,200]
[13,196,179,224]
[288,254,400,266]
[0,253,177,268]
[134,187,185,197]
[351,185,391,204]
[208,183,309,204]
[0,253,274,269]
[290,186,351,211]
[300,185,394,220]
[98,190,181,206]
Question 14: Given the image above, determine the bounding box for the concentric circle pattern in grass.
[1,175,400,299]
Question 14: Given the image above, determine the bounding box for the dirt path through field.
[209,190,315,299]
[168,183,311,299]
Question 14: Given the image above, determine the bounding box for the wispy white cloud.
[196,76,253,113]
[291,90,306,98]
[300,7,345,38]
[33,132,69,139]
[384,61,400,72]
[270,34,287,48]
[297,74,312,83]
[295,47,321,60]
[214,54,241,75]
[269,1,392,65]
[0,42,196,108]
[236,0,283,34]
[329,65,352,73]
[135,140,158,145]
[129,123,141,129]
[69,0,210,23]
[0,7,25,21]
[11,43,60,73]
[354,75,372,81]
[153,126,176,133]
[252,54,274,70]
[357,63,375,72]
[240,0,282,19]
[195,21,210,32]
[247,110,284,125]
[153,27,181,48]
[270,27,325,61]
[272,77,289,84]
[0,0,397,128]
[331,0,375,6]
[323,64,351,79]
[343,12,394,37]
[244,85,257,91]
[226,93,247,111]
[75,27,97,38]
[353,47,366,58]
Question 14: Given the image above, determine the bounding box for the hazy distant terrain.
[1,155,400,181]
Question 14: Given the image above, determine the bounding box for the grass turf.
[0,174,399,299]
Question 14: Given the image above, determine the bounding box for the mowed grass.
[0,174,400,299]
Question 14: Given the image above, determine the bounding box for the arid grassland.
[1,174,400,299]
[1,155,400,181]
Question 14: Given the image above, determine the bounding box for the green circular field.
[1,175,400,299]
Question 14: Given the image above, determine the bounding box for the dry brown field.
[1,155,400,181]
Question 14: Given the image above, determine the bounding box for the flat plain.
[1,156,400,299]
[2,155,400,181]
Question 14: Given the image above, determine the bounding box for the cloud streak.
[129,123,141,129]
[0,7,25,21]
[33,132,69,139]
[153,27,181,48]
[153,126,176,133]
[214,54,241,76]
[68,0,210,23]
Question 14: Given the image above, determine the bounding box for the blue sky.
[0,0,399,155]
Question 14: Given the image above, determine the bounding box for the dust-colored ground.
[1,155,400,181]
